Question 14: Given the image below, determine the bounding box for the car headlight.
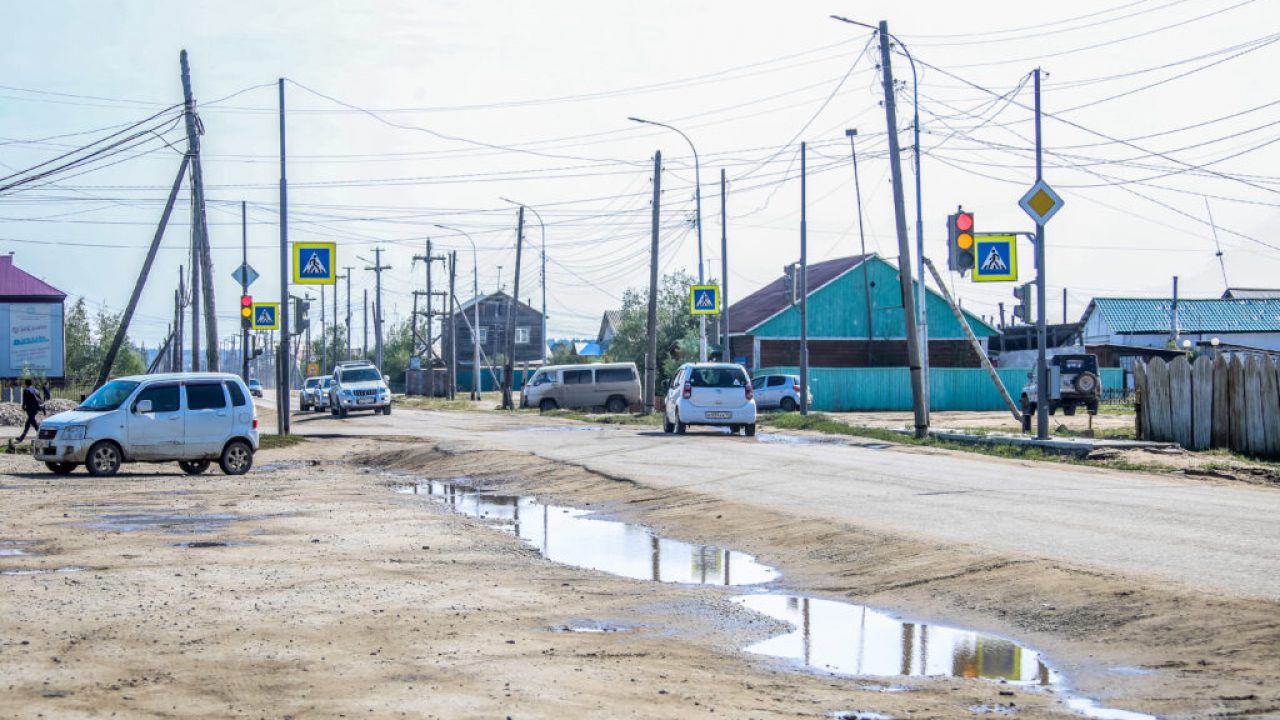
[62,425,86,441]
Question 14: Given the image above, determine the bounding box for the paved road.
[260,393,1280,600]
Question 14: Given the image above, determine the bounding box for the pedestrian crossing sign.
[971,234,1017,283]
[292,242,337,285]
[250,302,279,330]
[689,284,721,315]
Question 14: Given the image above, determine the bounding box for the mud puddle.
[755,433,849,446]
[0,566,87,576]
[81,512,241,534]
[394,478,779,585]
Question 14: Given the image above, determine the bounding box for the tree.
[61,299,144,385]
[606,270,700,391]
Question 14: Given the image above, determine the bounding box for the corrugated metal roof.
[727,255,870,334]
[1091,297,1280,333]
[0,255,65,299]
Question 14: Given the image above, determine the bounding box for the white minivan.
[32,373,259,477]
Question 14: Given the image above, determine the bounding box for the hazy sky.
[2,0,1277,347]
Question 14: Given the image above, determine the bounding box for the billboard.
[2,303,65,378]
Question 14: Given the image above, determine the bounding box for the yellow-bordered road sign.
[293,242,337,284]
[972,235,1018,283]
[690,284,721,315]
[250,302,280,330]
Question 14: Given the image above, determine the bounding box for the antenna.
[1204,196,1229,290]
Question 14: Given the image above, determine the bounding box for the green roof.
[1090,298,1280,334]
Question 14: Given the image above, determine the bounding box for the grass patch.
[259,434,307,450]
[398,396,488,412]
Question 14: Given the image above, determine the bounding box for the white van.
[521,362,641,413]
[32,373,259,477]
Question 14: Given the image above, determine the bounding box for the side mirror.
[383,375,391,385]
[136,399,153,414]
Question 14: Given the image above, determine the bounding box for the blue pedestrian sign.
[971,234,1018,283]
[250,302,279,330]
[293,242,336,285]
[689,284,721,315]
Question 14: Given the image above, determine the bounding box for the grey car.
[750,373,812,412]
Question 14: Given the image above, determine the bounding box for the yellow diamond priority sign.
[1019,179,1063,225]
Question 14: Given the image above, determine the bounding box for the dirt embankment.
[1,438,1277,719]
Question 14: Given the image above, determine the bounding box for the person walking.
[15,379,45,443]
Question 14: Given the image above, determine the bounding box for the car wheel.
[383,404,392,415]
[330,404,338,416]
[1062,405,1077,416]
[1087,401,1099,415]
[729,424,741,435]
[663,414,674,433]
[605,396,627,414]
[45,461,76,475]
[1048,402,1058,416]
[539,399,558,412]
[1020,395,1031,414]
[780,397,797,412]
[339,406,349,418]
[178,459,211,475]
[86,441,122,477]
[219,440,254,475]
[675,411,687,435]
[745,423,756,437]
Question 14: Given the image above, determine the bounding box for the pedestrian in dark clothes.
[15,379,45,443]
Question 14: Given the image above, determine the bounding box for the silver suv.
[329,361,392,417]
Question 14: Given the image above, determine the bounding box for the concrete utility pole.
[277,77,291,434]
[448,251,458,399]
[645,151,661,413]
[366,249,390,369]
[362,289,368,360]
[501,198,546,363]
[846,129,874,366]
[343,266,353,361]
[800,143,810,416]
[319,284,326,373]
[877,21,928,439]
[180,50,218,373]
[333,272,343,363]
[720,169,729,361]
[502,207,525,410]
[434,224,479,400]
[1033,67,1049,441]
[241,201,250,381]
[174,266,184,371]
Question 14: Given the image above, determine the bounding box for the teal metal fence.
[453,368,533,393]
[758,366,1124,412]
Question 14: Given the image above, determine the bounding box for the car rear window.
[595,368,635,383]
[689,367,748,388]
[187,383,227,410]
[564,369,593,385]
[225,381,247,407]
[1057,356,1097,373]
[134,384,180,413]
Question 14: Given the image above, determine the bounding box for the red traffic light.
[956,212,973,232]
[240,295,253,307]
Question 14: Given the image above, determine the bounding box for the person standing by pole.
[15,379,45,444]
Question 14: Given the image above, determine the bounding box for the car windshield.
[249,380,261,387]
[305,379,320,389]
[76,379,140,411]
[529,372,549,386]
[689,367,747,388]
[342,368,380,383]
[321,377,333,387]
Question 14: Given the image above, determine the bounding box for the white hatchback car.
[663,362,757,436]
[32,372,259,477]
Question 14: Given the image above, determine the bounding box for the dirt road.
[2,399,1278,718]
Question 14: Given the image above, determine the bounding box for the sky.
[2,0,1278,350]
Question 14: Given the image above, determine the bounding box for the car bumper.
[337,396,389,409]
[676,402,756,425]
[32,437,91,463]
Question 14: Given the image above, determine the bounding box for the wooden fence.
[1135,355,1280,456]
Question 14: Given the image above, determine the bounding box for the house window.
[477,326,488,344]
[515,327,530,344]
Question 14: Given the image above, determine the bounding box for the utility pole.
[319,285,326,373]
[645,151,661,413]
[334,270,344,363]
[180,50,218,372]
[363,289,368,359]
[425,238,434,374]
[502,207,525,410]
[448,251,458,400]
[277,77,291,434]
[241,201,250,381]
[190,202,201,372]
[800,143,810,416]
[1033,67,1049,441]
[1062,288,1068,325]
[367,249,390,369]
[720,169,729,361]
[846,129,874,366]
[343,266,353,361]
[878,21,928,438]
[175,266,184,371]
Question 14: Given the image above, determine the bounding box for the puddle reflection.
[735,595,1057,685]
[396,479,779,586]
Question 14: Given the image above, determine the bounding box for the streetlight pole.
[435,224,481,401]
[628,116,706,362]
[500,197,546,363]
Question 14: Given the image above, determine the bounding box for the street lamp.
[500,197,547,363]
[831,15,928,403]
[434,223,482,401]
[628,115,707,362]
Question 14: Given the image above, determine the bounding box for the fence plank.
[1147,358,1171,442]
[1264,357,1280,457]
[1229,356,1246,453]
[1245,355,1266,456]
[1134,362,1148,440]
[1169,357,1193,448]
[1212,355,1230,449]
[1192,355,1213,451]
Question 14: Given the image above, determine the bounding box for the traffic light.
[947,208,976,275]
[293,298,310,335]
[251,335,264,358]
[1012,282,1033,323]
[240,295,253,330]
[782,263,799,306]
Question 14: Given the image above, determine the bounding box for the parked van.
[32,372,259,477]
[521,362,641,413]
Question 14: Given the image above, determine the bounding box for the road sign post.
[689,284,721,315]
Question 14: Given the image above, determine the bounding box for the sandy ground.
[1,434,1278,719]
[828,409,1137,435]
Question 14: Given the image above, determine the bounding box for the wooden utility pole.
[645,151,661,413]
[343,266,353,361]
[720,169,729,361]
[448,251,458,400]
[877,22,928,438]
[367,249,390,369]
[502,207,525,410]
[799,142,809,415]
[180,50,218,372]
[173,265,184,371]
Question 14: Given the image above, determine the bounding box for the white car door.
[126,383,182,460]
[183,382,233,457]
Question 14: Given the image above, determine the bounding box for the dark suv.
[1020,353,1101,416]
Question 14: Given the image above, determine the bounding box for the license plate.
[358,398,375,405]
[706,411,731,420]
